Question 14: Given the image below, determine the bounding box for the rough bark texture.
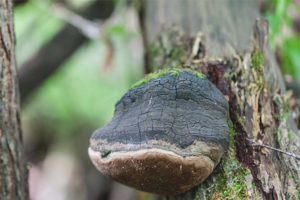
[0,0,28,199]
[142,0,300,199]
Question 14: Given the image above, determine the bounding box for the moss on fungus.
[130,69,206,89]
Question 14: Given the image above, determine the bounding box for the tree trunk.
[0,0,28,199]
[141,0,300,199]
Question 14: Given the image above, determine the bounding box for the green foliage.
[265,0,300,80]
[265,0,291,45]
[22,41,124,138]
[281,37,300,79]
[14,1,64,65]
[19,1,144,140]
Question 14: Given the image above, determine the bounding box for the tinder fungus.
[89,70,229,196]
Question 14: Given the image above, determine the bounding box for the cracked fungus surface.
[91,71,228,151]
[89,70,229,195]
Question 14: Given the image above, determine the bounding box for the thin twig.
[247,139,300,161]
[51,3,101,39]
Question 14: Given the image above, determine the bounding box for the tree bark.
[141,0,300,199]
[0,0,28,199]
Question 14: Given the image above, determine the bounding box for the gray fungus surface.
[89,70,229,195]
[91,71,229,155]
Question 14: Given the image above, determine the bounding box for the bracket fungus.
[89,70,229,196]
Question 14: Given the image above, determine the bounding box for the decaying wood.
[142,0,300,199]
[0,0,28,199]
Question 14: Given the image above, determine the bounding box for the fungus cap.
[89,71,229,196]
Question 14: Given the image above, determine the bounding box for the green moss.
[194,72,206,79]
[177,119,250,200]
[170,46,187,62]
[207,120,250,199]
[130,69,205,89]
[279,130,283,141]
[147,42,162,71]
[130,70,168,88]
[297,182,300,199]
[170,68,183,76]
[224,72,233,79]
[251,48,264,69]
[236,112,246,129]
[288,132,292,140]
[147,30,190,71]
[213,158,250,200]
[130,69,183,88]
[228,119,239,149]
[274,95,290,122]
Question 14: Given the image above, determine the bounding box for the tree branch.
[14,0,28,6]
[248,139,300,161]
[18,0,114,102]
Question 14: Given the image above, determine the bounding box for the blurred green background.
[14,0,300,199]
[15,0,147,199]
[265,0,300,79]
[17,0,143,141]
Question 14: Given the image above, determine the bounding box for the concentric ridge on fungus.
[89,70,229,196]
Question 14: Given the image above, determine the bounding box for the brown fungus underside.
[89,71,229,196]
